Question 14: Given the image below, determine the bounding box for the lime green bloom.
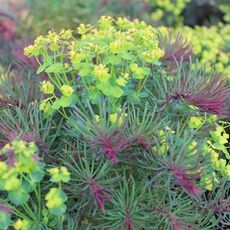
[0,140,40,182]
[210,156,226,172]
[59,29,73,39]
[110,113,123,127]
[98,16,114,30]
[39,99,52,115]
[77,24,92,35]
[0,161,8,177]
[200,173,214,191]
[61,85,74,97]
[207,114,217,123]
[115,17,132,30]
[151,9,164,21]
[187,141,198,156]
[165,126,175,134]
[3,176,21,191]
[224,165,230,178]
[209,149,219,160]
[40,81,55,94]
[188,116,202,129]
[45,187,67,209]
[142,49,165,63]
[109,40,123,54]
[48,166,70,183]
[95,115,100,123]
[24,16,166,110]
[24,45,36,57]
[116,77,127,87]
[93,64,110,82]
[13,219,30,230]
[130,63,150,79]
[12,140,26,152]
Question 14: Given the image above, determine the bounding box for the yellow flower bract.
[61,85,74,97]
[13,219,30,230]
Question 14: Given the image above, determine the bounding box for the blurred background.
[0,0,229,79]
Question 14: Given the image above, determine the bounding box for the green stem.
[34,183,41,221]
[12,208,29,220]
[57,216,63,230]
[47,73,61,89]
[57,109,69,119]
[81,78,92,98]
[111,64,117,83]
[76,95,87,114]
[22,204,38,223]
[110,97,116,112]
[62,107,68,118]
[138,76,148,93]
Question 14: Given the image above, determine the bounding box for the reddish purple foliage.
[169,74,230,116]
[170,92,192,101]
[12,42,48,80]
[160,33,193,63]
[124,213,133,230]
[0,128,47,154]
[7,149,16,167]
[0,204,12,214]
[12,43,38,68]
[96,133,150,164]
[188,77,229,115]
[93,130,129,164]
[171,165,202,196]
[134,136,150,150]
[89,179,111,210]
[0,14,17,41]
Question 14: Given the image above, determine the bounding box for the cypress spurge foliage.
[0,16,229,229]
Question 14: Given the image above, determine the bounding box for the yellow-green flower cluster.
[148,0,191,26]
[0,140,45,229]
[24,29,73,57]
[40,81,54,95]
[60,85,74,97]
[45,166,70,216]
[200,173,216,191]
[48,166,70,183]
[179,24,230,80]
[45,187,67,210]
[24,16,165,112]
[0,141,39,192]
[200,125,230,190]
[93,64,110,82]
[13,219,30,230]
[188,116,203,129]
[39,83,75,117]
[68,16,164,98]
[152,126,175,154]
[153,121,230,192]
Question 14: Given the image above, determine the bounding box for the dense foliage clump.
[0,16,230,229]
[179,24,230,80]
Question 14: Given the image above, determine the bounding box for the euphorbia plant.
[0,139,70,229]
[0,16,226,229]
[24,16,165,116]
